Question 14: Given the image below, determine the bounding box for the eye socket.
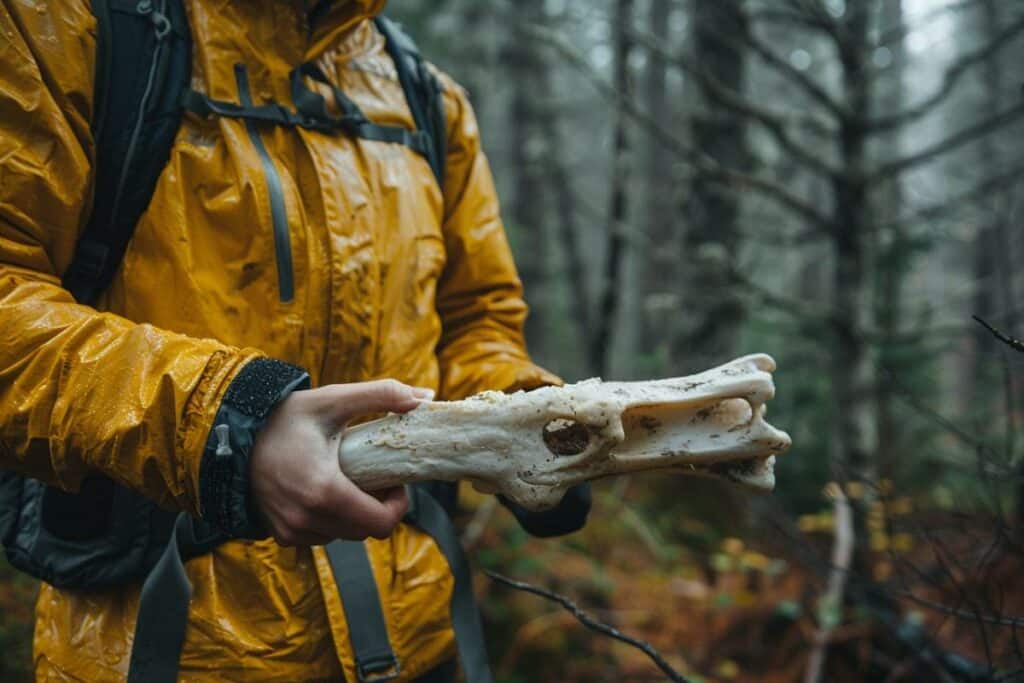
[542,418,590,456]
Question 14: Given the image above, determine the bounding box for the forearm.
[0,269,306,534]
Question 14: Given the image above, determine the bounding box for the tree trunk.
[590,0,634,376]
[673,0,750,374]
[874,0,906,484]
[831,2,876,578]
[639,0,675,356]
[505,0,549,357]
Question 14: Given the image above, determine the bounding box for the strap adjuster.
[357,655,401,683]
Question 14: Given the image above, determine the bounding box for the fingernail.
[411,387,435,400]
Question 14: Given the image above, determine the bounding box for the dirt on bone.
[542,419,592,456]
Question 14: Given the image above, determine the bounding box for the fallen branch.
[484,570,692,683]
[803,483,855,683]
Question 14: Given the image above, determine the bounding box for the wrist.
[198,357,310,538]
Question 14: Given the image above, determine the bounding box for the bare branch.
[742,24,847,120]
[881,366,1012,474]
[868,100,1024,184]
[898,590,1024,628]
[973,315,1024,353]
[868,11,1024,132]
[747,6,836,36]
[727,257,839,325]
[519,21,833,229]
[881,161,1024,229]
[876,0,988,48]
[485,570,693,683]
[629,26,840,179]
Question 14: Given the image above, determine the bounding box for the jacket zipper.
[234,63,295,303]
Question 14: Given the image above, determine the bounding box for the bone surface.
[338,354,792,510]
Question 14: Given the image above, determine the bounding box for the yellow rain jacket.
[0,1,563,680]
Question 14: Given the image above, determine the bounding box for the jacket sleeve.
[434,79,561,400]
[0,2,296,537]
[435,77,590,535]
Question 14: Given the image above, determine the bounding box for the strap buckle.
[356,655,401,683]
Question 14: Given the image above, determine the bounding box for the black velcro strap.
[199,357,310,538]
[220,357,308,420]
[127,512,194,683]
[407,486,493,683]
[326,540,401,682]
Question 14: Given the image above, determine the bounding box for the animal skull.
[338,354,792,510]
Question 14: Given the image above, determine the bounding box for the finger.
[271,527,334,548]
[371,486,410,520]
[316,380,432,428]
[312,475,409,540]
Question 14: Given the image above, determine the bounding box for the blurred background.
[4,0,1024,680]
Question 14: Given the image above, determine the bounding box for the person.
[0,1,590,680]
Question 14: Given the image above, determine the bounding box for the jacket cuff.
[499,483,592,538]
[198,357,310,538]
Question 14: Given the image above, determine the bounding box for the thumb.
[317,379,433,428]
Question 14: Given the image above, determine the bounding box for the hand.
[250,379,432,546]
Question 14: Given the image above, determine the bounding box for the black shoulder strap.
[63,0,191,306]
[64,9,443,306]
[375,16,447,188]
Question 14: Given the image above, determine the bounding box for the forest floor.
[0,483,1019,682]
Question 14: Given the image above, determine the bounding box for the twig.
[484,570,692,683]
[974,315,1024,353]
[868,100,1024,184]
[898,590,1024,628]
[516,19,832,230]
[803,483,854,683]
[868,10,1024,132]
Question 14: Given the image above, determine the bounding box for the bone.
[338,354,792,510]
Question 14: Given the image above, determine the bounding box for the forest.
[2,0,1024,681]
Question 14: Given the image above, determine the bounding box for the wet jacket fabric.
[0,1,568,680]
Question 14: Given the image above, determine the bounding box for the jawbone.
[338,354,792,510]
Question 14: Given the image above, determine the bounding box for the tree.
[504,0,551,358]
[673,0,751,375]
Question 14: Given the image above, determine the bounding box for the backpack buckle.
[356,655,401,683]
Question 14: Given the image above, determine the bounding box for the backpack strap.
[126,513,226,683]
[406,485,493,683]
[374,16,447,187]
[63,0,191,306]
[326,540,402,682]
[182,17,447,189]
[126,486,494,683]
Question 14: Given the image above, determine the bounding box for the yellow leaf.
[715,659,740,679]
[741,551,769,571]
[721,537,744,556]
[892,533,914,552]
[891,497,913,515]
